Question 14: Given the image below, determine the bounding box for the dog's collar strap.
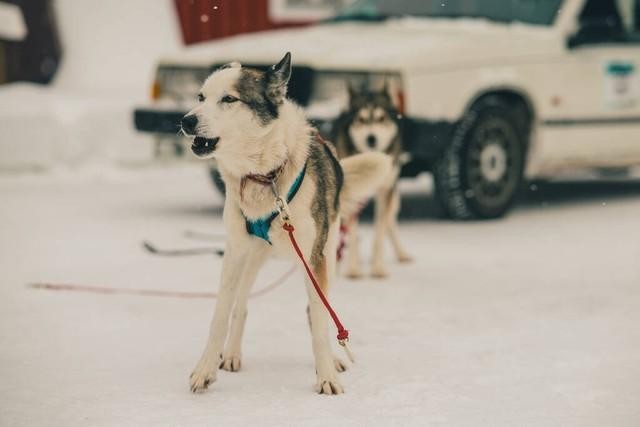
[244,162,307,244]
[245,164,285,184]
[240,161,287,201]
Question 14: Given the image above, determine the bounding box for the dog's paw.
[219,356,242,372]
[189,368,216,393]
[345,268,364,280]
[397,253,413,263]
[333,357,348,373]
[315,378,344,395]
[371,265,388,279]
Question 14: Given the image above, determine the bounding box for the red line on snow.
[28,266,296,300]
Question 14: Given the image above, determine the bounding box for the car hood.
[162,17,562,73]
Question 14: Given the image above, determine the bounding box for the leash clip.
[271,182,292,223]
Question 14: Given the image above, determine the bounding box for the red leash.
[336,203,366,262]
[28,266,296,300]
[282,223,349,342]
[336,224,349,262]
[271,142,354,361]
[274,192,353,361]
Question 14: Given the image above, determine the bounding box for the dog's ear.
[347,81,361,107]
[380,79,392,98]
[266,52,292,103]
[347,81,357,100]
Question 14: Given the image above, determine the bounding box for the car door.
[541,0,640,168]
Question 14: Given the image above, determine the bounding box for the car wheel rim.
[479,142,507,182]
[465,117,520,210]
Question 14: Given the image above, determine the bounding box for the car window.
[575,0,640,44]
[333,0,564,26]
[616,0,640,35]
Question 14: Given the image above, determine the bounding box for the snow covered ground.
[1,167,639,426]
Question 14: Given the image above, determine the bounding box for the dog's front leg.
[344,218,363,279]
[371,189,392,278]
[307,256,343,394]
[387,187,412,263]
[220,246,268,372]
[190,245,247,393]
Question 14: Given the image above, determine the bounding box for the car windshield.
[332,0,564,26]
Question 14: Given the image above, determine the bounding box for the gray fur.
[307,137,343,269]
[232,53,291,126]
[234,68,280,125]
[266,52,292,102]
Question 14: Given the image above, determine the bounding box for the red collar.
[240,160,287,200]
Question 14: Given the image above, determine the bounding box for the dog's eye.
[197,93,205,102]
[221,95,239,104]
[376,116,386,123]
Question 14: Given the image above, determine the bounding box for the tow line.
[28,265,296,300]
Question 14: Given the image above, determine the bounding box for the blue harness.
[244,163,307,244]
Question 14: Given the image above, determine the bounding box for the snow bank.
[0,2,27,41]
[53,0,181,94]
[0,84,155,171]
[0,0,182,172]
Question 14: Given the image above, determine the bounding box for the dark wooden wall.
[1,0,61,84]
[174,0,310,45]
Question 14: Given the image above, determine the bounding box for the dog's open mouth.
[191,136,220,157]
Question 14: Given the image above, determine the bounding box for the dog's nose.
[366,134,377,149]
[181,114,198,136]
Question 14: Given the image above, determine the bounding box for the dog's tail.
[340,152,393,219]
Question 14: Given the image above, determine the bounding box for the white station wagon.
[134,0,640,219]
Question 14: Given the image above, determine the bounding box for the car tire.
[208,167,226,195]
[434,98,526,220]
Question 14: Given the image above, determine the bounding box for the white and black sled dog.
[180,53,392,394]
[333,84,413,279]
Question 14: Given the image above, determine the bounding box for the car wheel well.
[467,90,534,140]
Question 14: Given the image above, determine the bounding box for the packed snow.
[1,166,639,426]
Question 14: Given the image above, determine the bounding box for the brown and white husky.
[181,53,391,394]
[333,84,413,279]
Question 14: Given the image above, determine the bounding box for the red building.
[174,0,313,45]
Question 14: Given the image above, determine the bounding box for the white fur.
[188,62,392,395]
[348,107,398,154]
[187,67,290,177]
[343,107,412,279]
[340,152,393,218]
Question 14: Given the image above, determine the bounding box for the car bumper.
[134,107,186,134]
[133,107,454,172]
[401,117,454,173]
[134,106,336,137]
